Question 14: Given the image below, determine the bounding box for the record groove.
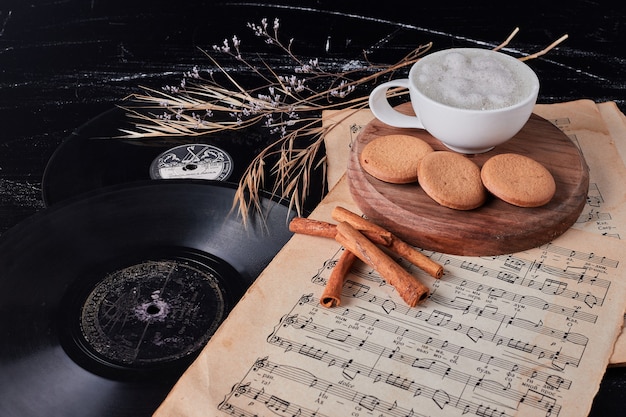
[41,107,326,213]
[41,108,260,207]
[58,247,242,381]
[0,180,295,417]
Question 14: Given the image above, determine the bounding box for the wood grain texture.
[347,103,589,256]
[1,2,624,413]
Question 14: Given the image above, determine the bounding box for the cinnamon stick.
[388,237,443,279]
[331,206,392,244]
[334,222,429,307]
[289,217,389,246]
[289,217,336,239]
[331,206,443,279]
[319,249,357,308]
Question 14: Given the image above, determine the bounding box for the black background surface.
[1,1,625,416]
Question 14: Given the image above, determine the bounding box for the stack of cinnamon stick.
[289,206,443,308]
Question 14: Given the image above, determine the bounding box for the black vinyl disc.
[0,180,295,417]
[41,107,326,213]
[41,107,263,207]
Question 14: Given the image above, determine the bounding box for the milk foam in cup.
[368,48,539,153]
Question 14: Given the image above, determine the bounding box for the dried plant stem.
[233,103,369,221]
[495,27,568,62]
[494,27,520,51]
[520,34,569,61]
[118,20,567,223]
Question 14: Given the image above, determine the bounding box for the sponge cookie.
[359,134,434,183]
[481,153,556,207]
[417,151,486,210]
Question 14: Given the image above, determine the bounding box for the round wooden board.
[347,103,589,256]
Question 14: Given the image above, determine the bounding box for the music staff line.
[313,252,603,323]
[274,318,572,401]
[428,292,588,345]
[443,257,609,304]
[419,240,618,271]
[312,222,615,310]
[536,242,618,268]
[310,282,585,372]
[282,297,573,390]
[538,262,608,289]
[439,273,598,324]
[290,224,620,417]
[577,208,612,223]
[222,357,560,417]
[575,180,623,238]
[584,182,604,209]
[344,252,608,308]
[316,270,589,367]
[219,379,334,417]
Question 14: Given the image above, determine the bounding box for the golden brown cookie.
[359,134,434,184]
[417,151,486,210]
[481,153,556,207]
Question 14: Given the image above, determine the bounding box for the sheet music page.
[325,101,626,240]
[323,101,626,365]
[595,101,626,365]
[156,186,626,417]
[533,100,626,240]
[534,101,626,366]
[154,101,626,417]
[597,101,626,168]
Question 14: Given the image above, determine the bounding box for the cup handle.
[368,79,425,129]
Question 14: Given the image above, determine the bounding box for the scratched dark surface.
[1,1,625,416]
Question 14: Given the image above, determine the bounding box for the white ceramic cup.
[368,48,540,153]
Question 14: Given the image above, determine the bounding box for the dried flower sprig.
[120,17,432,220]
[119,21,567,222]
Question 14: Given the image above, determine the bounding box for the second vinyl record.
[42,107,327,212]
[0,180,295,417]
[41,107,264,207]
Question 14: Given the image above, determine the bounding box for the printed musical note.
[431,389,450,410]
[358,394,380,411]
[266,395,290,413]
[476,404,505,417]
[343,280,370,298]
[326,328,350,342]
[426,310,452,326]
[298,344,327,360]
[385,374,413,390]
[507,339,535,353]
[460,260,483,273]
[545,374,565,390]
[503,255,526,271]
[215,201,625,417]
[466,326,484,343]
[541,278,568,295]
[495,271,517,284]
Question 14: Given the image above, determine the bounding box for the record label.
[0,181,295,417]
[78,258,228,367]
[149,144,233,180]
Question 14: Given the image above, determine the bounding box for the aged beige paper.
[534,100,626,239]
[324,102,626,240]
[534,101,626,365]
[323,108,369,186]
[155,101,626,417]
[321,108,371,192]
[597,101,626,165]
[155,176,626,417]
[324,101,626,367]
[596,101,626,365]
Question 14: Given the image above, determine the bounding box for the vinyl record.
[0,180,295,417]
[41,107,264,207]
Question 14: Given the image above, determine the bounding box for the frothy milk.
[414,49,531,110]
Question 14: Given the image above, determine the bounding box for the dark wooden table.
[1,1,625,416]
